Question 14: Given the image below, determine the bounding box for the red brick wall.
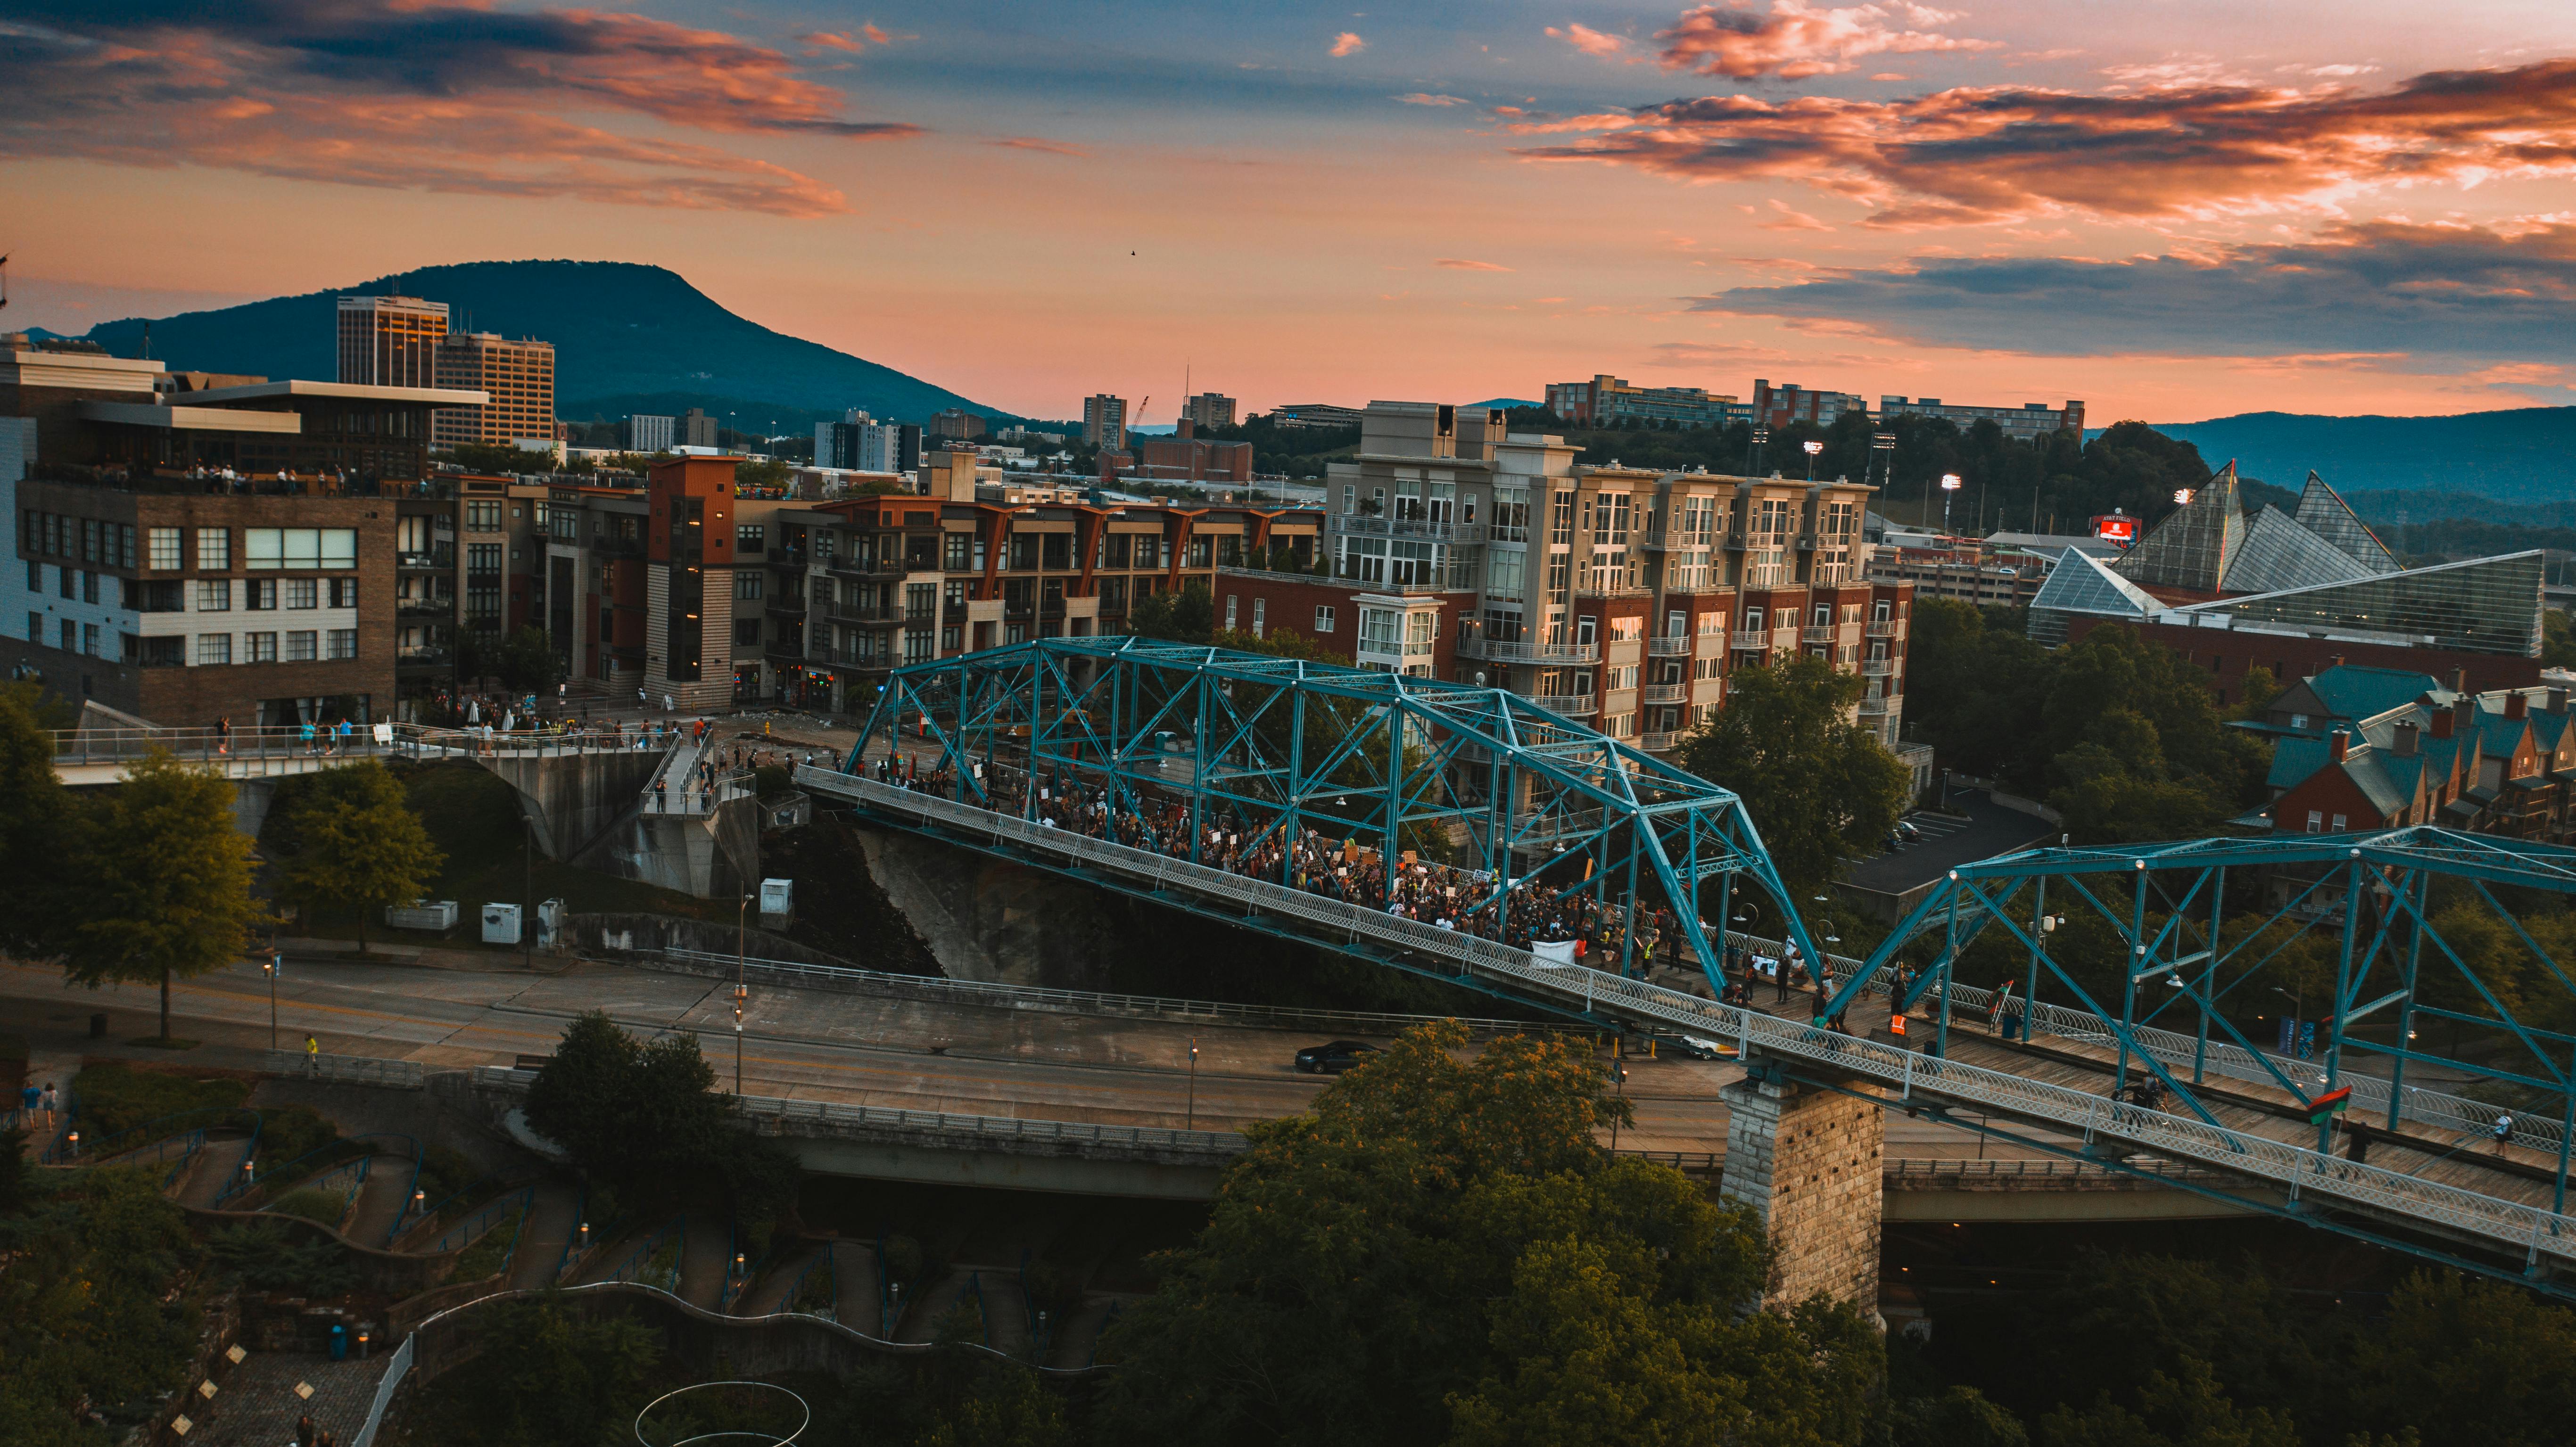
[2070,618,2543,704]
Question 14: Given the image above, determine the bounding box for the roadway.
[0,952,2044,1162]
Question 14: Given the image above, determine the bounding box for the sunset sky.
[8,1,2576,426]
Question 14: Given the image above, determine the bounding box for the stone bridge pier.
[1717,1072,1883,1319]
[478,748,668,861]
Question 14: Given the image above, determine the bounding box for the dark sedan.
[1294,1040,1382,1074]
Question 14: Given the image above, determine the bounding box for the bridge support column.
[1718,1075,1882,1318]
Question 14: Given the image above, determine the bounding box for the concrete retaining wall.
[578,794,761,898]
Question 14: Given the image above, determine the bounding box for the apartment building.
[337,296,449,389]
[432,332,556,447]
[1183,393,1238,430]
[1879,395,2086,442]
[1543,375,1751,430]
[1751,380,1869,430]
[817,414,922,474]
[1258,401,1914,752]
[628,414,676,453]
[1135,420,1253,485]
[2251,668,2576,844]
[1083,395,1128,452]
[928,408,985,441]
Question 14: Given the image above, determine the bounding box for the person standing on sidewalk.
[38,1081,58,1128]
[305,1035,321,1076]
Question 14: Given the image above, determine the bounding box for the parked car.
[1664,1035,1731,1061]
[1294,1040,1381,1074]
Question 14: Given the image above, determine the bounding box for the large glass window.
[147,528,182,571]
[197,633,231,665]
[197,528,230,569]
[245,528,357,570]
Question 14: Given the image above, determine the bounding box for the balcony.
[1642,683,1688,705]
[396,549,453,571]
[1471,639,1600,664]
[1862,658,1897,676]
[828,558,909,579]
[1866,620,1901,638]
[827,605,899,626]
[1575,584,1650,600]
[1330,514,1488,544]
[1646,636,1692,657]
[1858,696,1891,715]
[396,599,452,619]
[1731,629,1771,649]
[396,647,452,670]
[1802,625,1836,644]
[768,549,811,570]
[1533,693,1598,716]
[1640,731,1678,753]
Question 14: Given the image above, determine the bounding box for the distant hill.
[2134,407,2576,519]
[75,260,1006,426]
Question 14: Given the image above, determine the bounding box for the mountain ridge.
[72,259,1007,426]
[2133,405,2576,515]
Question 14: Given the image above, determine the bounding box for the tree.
[60,750,267,1043]
[1130,580,1216,643]
[1676,653,1910,902]
[523,1011,801,1231]
[0,683,73,956]
[1097,1021,1880,1445]
[493,624,564,696]
[735,458,793,491]
[272,760,446,953]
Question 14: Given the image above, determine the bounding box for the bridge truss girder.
[1826,827,2576,1214]
[852,636,1825,982]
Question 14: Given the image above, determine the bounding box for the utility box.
[385,900,458,932]
[536,898,567,949]
[759,878,793,921]
[481,903,522,945]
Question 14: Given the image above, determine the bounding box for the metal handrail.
[430,1186,534,1257]
[806,767,2576,1266]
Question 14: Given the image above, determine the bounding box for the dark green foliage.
[1127,580,1216,643]
[523,1011,801,1231]
[754,764,794,799]
[1903,603,2269,843]
[65,1063,251,1138]
[0,682,73,956]
[206,1218,356,1297]
[0,1166,199,1447]
[1678,652,1912,899]
[1096,1020,1881,1445]
[1895,1386,2030,1447]
[491,624,565,695]
[391,1294,660,1447]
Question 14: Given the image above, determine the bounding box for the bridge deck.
[804,765,2576,1281]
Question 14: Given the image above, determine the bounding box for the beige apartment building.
[432,332,556,447]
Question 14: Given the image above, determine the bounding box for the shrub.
[270,1188,349,1228]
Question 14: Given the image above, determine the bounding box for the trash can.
[329,1323,347,1362]
[88,1013,106,1039]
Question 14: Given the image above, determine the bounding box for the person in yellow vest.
[305,1034,320,1076]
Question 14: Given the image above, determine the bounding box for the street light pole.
[1940,473,1962,535]
[265,949,280,1051]
[520,813,534,971]
[1185,1036,1199,1129]
[1802,438,1824,482]
[735,891,750,1096]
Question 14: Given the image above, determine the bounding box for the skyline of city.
[9,2,2576,424]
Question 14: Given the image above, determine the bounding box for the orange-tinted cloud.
[1396,93,1472,106]
[1656,2,1998,82]
[1547,23,1634,60]
[0,0,920,215]
[1331,32,1367,58]
[1436,258,1516,271]
[801,30,868,55]
[1512,60,2576,228]
[991,137,1089,157]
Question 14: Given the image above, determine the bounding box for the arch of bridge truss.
[1825,824,2576,1210]
[850,635,1825,980]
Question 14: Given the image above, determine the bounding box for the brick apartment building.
[1209,401,1915,754]
[1133,419,1253,485]
[2247,666,2576,843]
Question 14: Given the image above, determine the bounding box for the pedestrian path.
[677,1214,729,1310]
[833,1241,883,1334]
[179,1349,389,1447]
[508,1183,581,1291]
[342,1154,414,1245]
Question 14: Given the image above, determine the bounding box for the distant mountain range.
[2135,407,2576,522]
[67,259,1007,427]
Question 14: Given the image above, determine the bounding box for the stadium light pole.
[1940,474,1962,534]
[1802,438,1824,482]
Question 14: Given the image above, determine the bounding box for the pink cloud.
[1436,258,1515,271]
[1758,198,1834,230]
[1395,93,1472,106]
[0,0,922,215]
[1510,60,2576,228]
[1331,32,1367,58]
[991,137,1088,157]
[800,30,867,55]
[1657,2,1999,82]
[1547,23,1634,60]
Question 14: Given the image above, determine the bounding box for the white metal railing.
[805,767,2576,1266]
[1862,659,1896,676]
[1533,693,1597,715]
[349,1331,414,1447]
[1642,684,1687,705]
[1640,732,1678,753]
[1730,630,1770,648]
[1478,640,1600,664]
[1802,626,1835,644]
[1330,515,1487,543]
[53,721,671,769]
[1646,637,1692,657]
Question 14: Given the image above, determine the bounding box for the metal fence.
[806,766,2576,1268]
[348,1330,414,1447]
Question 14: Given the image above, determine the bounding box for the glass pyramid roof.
[2116,462,2243,593]
[2177,551,2545,656]
[2028,547,2160,645]
[2293,471,2399,574]
[2221,504,2377,595]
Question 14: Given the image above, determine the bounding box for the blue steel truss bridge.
[801,637,2576,1298]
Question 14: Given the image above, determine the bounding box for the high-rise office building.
[684,409,719,448]
[628,414,676,452]
[431,333,556,447]
[928,408,985,441]
[1084,394,1128,451]
[337,296,449,389]
[1184,392,1238,430]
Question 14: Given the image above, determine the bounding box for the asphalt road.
[0,953,2038,1158]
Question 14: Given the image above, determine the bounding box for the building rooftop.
[178,378,490,407]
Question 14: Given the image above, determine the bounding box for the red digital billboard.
[2090,512,2138,546]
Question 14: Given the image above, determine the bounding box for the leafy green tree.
[523,1011,801,1231]
[735,458,793,490]
[0,683,73,956]
[2345,1273,2576,1447]
[1097,1020,1880,1446]
[0,1166,198,1447]
[1894,1386,2030,1447]
[1900,600,2056,789]
[272,760,446,953]
[1677,653,1910,902]
[60,750,268,1043]
[493,624,565,696]
[1130,580,1216,643]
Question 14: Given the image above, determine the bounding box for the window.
[132,579,182,612]
[904,627,934,664]
[1253,597,1266,638]
[244,528,357,569]
[736,572,764,600]
[1360,608,1400,651]
[197,633,231,665]
[733,618,762,644]
[329,578,359,608]
[57,620,72,651]
[20,560,34,592]
[147,527,182,571]
[2331,814,2348,831]
[327,628,356,660]
[246,579,277,610]
[246,631,278,663]
[1315,605,1337,634]
[197,528,230,569]
[81,623,99,657]
[736,524,765,554]
[23,612,36,643]
[285,630,318,662]
[197,579,231,612]
[906,583,936,620]
[286,578,319,609]
[944,533,972,571]
[2305,810,2324,833]
[466,543,502,576]
[57,567,71,600]
[941,625,963,652]
[81,572,97,604]
[1225,595,1239,630]
[2289,714,2309,729]
[1342,485,1356,514]
[465,501,504,532]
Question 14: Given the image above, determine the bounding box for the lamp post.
[1748,425,1770,475]
[1871,430,1895,489]
[1802,438,1824,481]
[264,949,281,1051]
[735,891,750,1095]
[1185,1036,1199,1130]
[1939,473,1962,534]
